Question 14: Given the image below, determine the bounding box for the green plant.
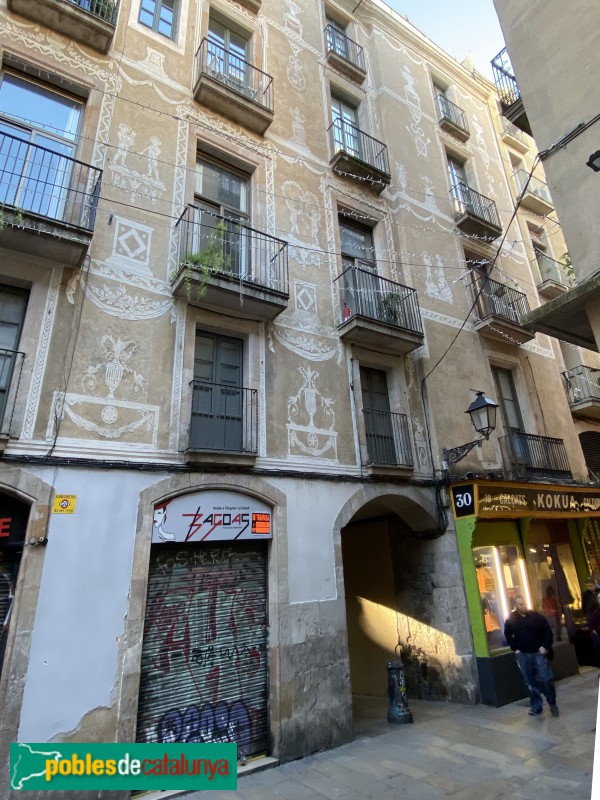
[180,220,233,301]
[561,252,575,287]
[379,291,405,324]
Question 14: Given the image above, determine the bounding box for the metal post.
[387,659,413,724]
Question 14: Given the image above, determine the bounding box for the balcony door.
[207,19,250,97]
[332,97,361,160]
[340,217,378,320]
[447,155,468,213]
[0,285,27,428]
[194,158,249,279]
[492,366,529,467]
[360,367,396,465]
[191,332,243,452]
[326,19,349,59]
[0,72,82,222]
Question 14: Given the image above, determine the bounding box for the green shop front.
[451,480,599,706]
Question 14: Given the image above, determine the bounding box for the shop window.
[473,544,531,651]
[526,542,579,638]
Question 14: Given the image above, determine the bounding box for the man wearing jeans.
[504,595,559,717]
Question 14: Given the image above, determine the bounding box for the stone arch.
[116,472,287,745]
[0,468,54,779]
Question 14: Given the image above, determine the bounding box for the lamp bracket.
[443,439,483,467]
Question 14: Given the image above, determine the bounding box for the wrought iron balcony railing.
[189,380,257,454]
[501,120,529,148]
[492,47,521,112]
[325,25,365,71]
[562,365,600,405]
[0,130,101,231]
[534,250,566,285]
[499,431,572,481]
[435,94,470,137]
[329,118,390,176]
[514,169,552,205]
[335,261,423,335]
[195,38,273,111]
[450,182,502,231]
[363,409,413,467]
[467,273,530,325]
[67,0,119,23]
[175,205,289,295]
[0,347,25,438]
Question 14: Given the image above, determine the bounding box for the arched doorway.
[339,490,477,711]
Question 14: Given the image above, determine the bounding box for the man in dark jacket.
[504,595,559,717]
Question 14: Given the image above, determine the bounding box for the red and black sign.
[0,493,29,548]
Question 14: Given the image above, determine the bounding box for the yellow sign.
[52,495,77,514]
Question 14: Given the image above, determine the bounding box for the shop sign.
[152,491,272,543]
[451,482,600,519]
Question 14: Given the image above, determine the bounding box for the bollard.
[387,659,414,724]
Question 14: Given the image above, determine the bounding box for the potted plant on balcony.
[180,219,233,300]
[379,291,405,326]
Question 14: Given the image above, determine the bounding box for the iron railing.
[514,169,552,205]
[499,431,572,481]
[324,25,365,71]
[334,261,423,335]
[467,273,530,325]
[0,130,101,231]
[175,205,289,295]
[491,47,521,112]
[363,409,413,467]
[450,182,502,231]
[0,348,25,438]
[329,118,390,175]
[435,94,469,136]
[65,0,119,24]
[195,38,273,111]
[501,120,529,147]
[534,250,566,285]
[562,365,600,405]
[189,380,257,454]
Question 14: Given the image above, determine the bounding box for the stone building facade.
[0,0,595,796]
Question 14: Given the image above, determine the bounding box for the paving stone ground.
[182,668,598,800]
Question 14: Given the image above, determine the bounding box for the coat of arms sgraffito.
[287,366,337,461]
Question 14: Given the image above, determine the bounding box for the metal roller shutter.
[136,542,268,761]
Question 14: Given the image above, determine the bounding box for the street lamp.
[586,150,600,172]
[443,391,498,467]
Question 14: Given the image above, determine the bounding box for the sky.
[382,0,506,81]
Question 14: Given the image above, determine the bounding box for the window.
[207,18,250,94]
[331,96,360,159]
[339,216,379,320]
[138,0,177,39]
[447,154,468,203]
[191,331,244,451]
[361,367,395,464]
[492,367,524,434]
[0,285,28,427]
[193,157,250,278]
[0,72,83,221]
[326,18,349,59]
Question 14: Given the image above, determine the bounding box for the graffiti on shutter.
[137,543,268,760]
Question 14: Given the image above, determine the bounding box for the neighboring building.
[0,0,597,794]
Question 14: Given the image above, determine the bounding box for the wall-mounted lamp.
[443,391,498,467]
[586,150,600,172]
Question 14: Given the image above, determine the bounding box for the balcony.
[562,366,600,421]
[0,348,25,453]
[0,130,102,267]
[491,48,531,136]
[435,94,470,143]
[467,273,534,344]
[500,121,529,154]
[187,380,257,460]
[193,39,274,135]
[8,0,118,53]
[499,431,572,481]
[324,25,366,83]
[514,170,554,216]
[334,262,424,355]
[173,205,289,320]
[363,409,413,469]
[329,119,391,192]
[534,250,568,301]
[450,183,502,240]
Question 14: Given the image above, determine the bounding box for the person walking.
[504,595,559,717]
